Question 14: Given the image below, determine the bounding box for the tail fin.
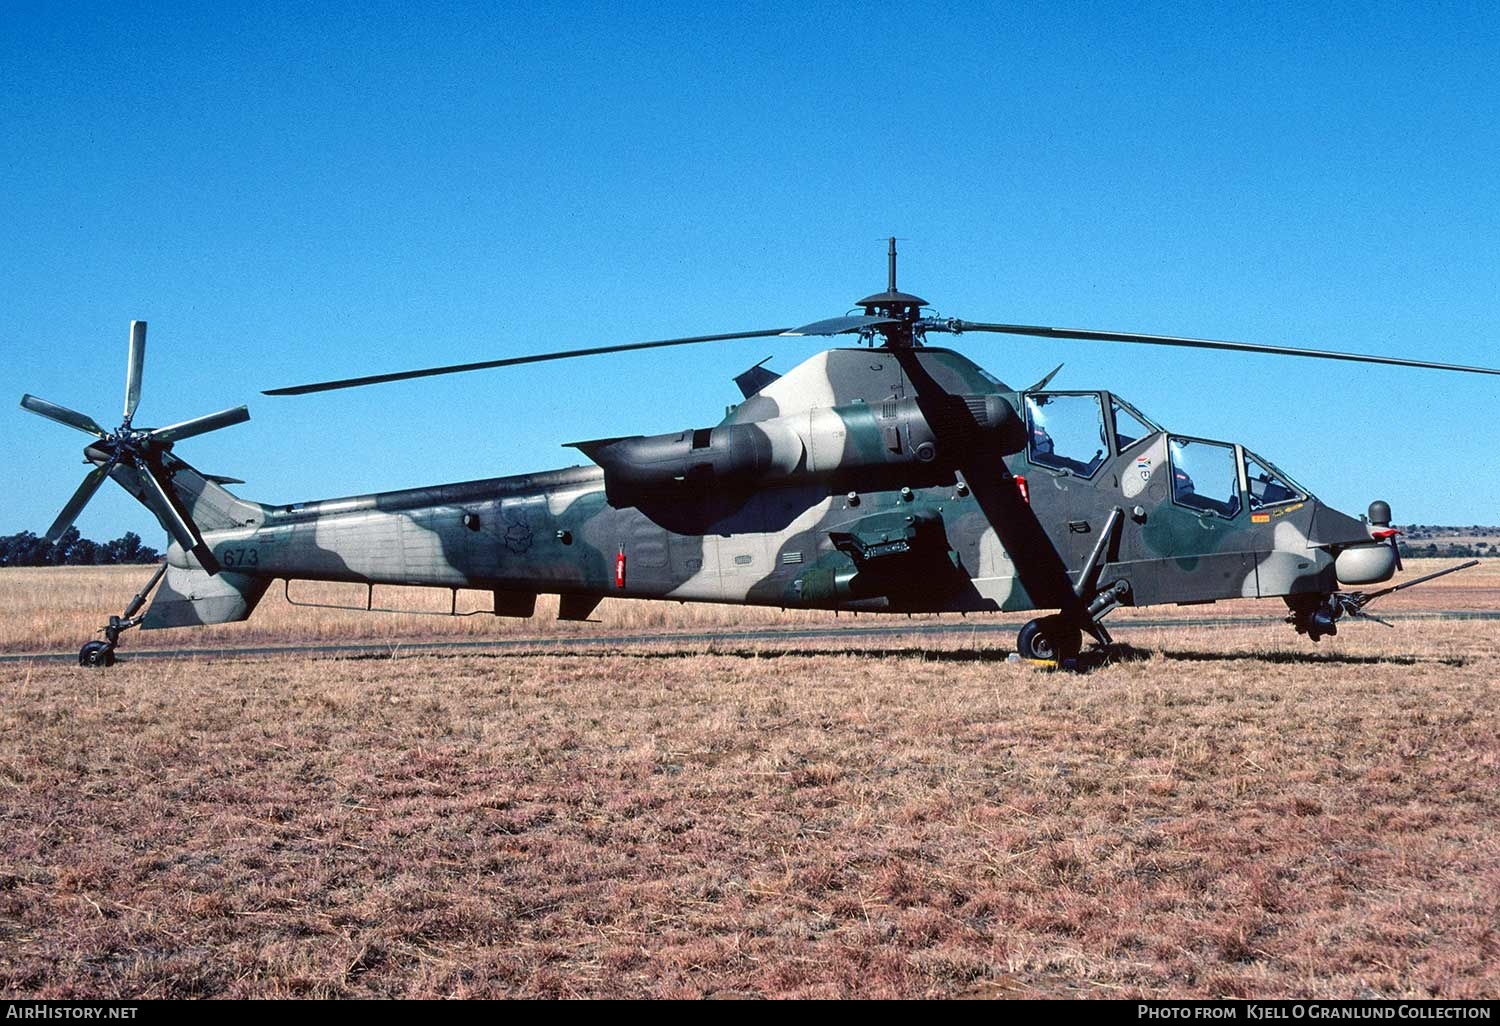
[142,555,270,629]
[149,450,265,533]
[123,454,270,628]
[103,450,265,570]
[125,452,273,628]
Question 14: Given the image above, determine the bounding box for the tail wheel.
[1017,615,1082,662]
[79,641,116,668]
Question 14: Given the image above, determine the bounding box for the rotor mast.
[857,236,928,348]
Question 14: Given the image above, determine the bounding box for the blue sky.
[5,1,1499,543]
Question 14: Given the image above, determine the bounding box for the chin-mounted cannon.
[1288,500,1479,641]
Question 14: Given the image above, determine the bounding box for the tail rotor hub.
[20,319,249,555]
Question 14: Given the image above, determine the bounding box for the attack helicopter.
[20,241,1496,667]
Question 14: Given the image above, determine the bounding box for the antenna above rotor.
[855,237,928,347]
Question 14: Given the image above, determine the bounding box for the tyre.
[79,641,115,668]
[1016,615,1082,661]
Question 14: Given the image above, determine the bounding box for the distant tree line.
[1398,541,1495,559]
[0,528,162,567]
[1402,525,1500,539]
[1,527,1490,566]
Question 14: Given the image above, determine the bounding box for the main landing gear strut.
[1015,507,1132,664]
[78,563,167,668]
[1015,577,1133,663]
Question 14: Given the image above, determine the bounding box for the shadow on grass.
[340,645,1025,664]
[1159,649,1467,668]
[336,642,1467,669]
[338,643,1154,669]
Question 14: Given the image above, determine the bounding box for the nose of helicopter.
[1333,499,1400,586]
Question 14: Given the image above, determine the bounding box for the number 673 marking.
[221,547,259,567]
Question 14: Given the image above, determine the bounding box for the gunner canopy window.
[1168,437,1241,518]
[1025,393,1107,478]
[1111,397,1157,453]
[1244,453,1304,509]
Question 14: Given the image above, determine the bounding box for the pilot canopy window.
[1025,393,1108,478]
[1244,453,1304,509]
[1168,437,1242,518]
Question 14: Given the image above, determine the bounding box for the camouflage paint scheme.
[131,347,1388,631]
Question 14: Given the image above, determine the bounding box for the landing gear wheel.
[79,641,116,668]
[1017,615,1082,662]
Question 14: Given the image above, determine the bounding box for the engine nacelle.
[571,394,1024,504]
[571,419,805,502]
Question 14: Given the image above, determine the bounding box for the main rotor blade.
[936,320,1500,376]
[45,464,111,543]
[148,405,250,444]
[136,458,201,553]
[782,315,899,337]
[263,327,796,396]
[124,320,147,420]
[20,394,107,437]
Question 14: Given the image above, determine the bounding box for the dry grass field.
[0,562,1496,998]
[3,559,1496,656]
[0,566,840,656]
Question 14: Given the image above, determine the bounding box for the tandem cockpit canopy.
[1020,387,1314,520]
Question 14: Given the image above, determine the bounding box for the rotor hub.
[856,289,928,319]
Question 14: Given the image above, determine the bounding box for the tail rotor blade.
[136,459,200,554]
[124,320,147,421]
[20,394,107,437]
[45,464,111,542]
[148,405,250,444]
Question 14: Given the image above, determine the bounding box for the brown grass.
[0,564,1496,998]
[0,567,843,655]
[2,558,1496,656]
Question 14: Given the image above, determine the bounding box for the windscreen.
[1244,452,1305,509]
